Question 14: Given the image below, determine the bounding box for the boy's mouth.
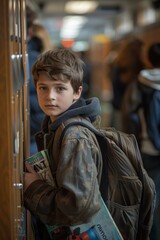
[45,104,58,109]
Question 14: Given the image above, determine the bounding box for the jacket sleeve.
[24,127,102,226]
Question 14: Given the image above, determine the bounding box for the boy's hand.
[24,162,41,191]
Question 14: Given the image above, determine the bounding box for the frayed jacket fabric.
[24,97,103,227]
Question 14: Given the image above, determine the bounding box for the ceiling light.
[65,1,98,14]
[60,16,87,38]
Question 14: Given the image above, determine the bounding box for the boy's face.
[36,73,82,122]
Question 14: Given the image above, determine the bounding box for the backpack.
[59,120,156,240]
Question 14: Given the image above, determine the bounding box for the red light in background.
[61,38,74,48]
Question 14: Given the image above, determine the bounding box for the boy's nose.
[48,89,56,100]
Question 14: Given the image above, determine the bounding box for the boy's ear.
[74,86,83,100]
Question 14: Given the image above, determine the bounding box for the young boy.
[24,48,103,239]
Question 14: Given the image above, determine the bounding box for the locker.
[0,0,29,239]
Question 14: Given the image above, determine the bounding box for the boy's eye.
[39,86,47,91]
[57,87,66,92]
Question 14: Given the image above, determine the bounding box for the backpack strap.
[59,120,109,202]
[59,121,104,143]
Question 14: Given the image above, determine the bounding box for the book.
[25,149,54,187]
[25,150,123,240]
[45,197,123,240]
[69,197,123,240]
[46,198,123,240]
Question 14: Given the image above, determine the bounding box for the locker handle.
[13,183,23,189]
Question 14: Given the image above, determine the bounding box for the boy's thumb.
[25,162,35,173]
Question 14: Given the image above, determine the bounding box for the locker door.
[0,0,29,239]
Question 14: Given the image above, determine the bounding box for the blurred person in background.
[74,50,91,99]
[31,23,53,52]
[137,42,160,240]
[108,38,144,131]
[80,51,91,99]
[27,35,45,155]
[27,5,53,155]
